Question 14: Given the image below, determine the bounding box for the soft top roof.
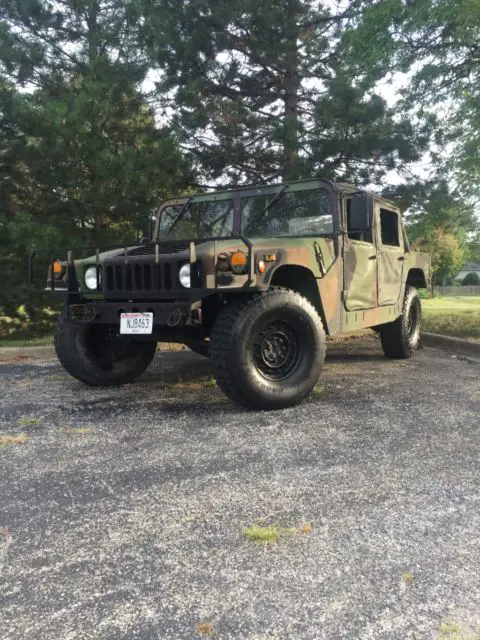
[159,179,361,205]
[157,178,397,211]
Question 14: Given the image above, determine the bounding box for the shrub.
[418,288,432,299]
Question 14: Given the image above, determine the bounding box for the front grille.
[105,263,174,293]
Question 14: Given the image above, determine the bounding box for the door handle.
[398,256,405,261]
[369,255,377,260]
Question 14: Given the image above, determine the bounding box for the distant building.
[457,262,480,281]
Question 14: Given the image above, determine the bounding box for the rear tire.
[210,288,326,410]
[54,312,157,386]
[379,286,421,359]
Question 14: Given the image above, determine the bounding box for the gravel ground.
[0,336,479,640]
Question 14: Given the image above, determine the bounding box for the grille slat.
[105,262,174,294]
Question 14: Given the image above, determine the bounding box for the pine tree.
[0,0,192,331]
[142,0,428,185]
[0,0,192,243]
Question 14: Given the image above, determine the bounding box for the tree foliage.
[345,0,480,202]
[142,0,429,184]
[0,0,191,334]
[418,228,466,286]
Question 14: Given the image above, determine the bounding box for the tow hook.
[167,308,185,327]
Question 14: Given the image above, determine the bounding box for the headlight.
[84,266,100,290]
[179,263,191,288]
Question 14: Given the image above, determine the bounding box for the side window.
[379,208,400,247]
[346,199,373,243]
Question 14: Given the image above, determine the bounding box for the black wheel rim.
[85,326,136,369]
[252,321,301,381]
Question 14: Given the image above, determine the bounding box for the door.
[376,205,405,306]
[343,199,378,311]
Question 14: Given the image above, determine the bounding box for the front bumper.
[69,301,201,328]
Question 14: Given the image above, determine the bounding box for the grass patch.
[438,622,480,640]
[163,377,218,392]
[195,621,215,637]
[169,381,210,391]
[243,524,296,545]
[422,297,480,339]
[0,336,53,348]
[62,426,92,434]
[0,434,28,445]
[300,522,313,535]
[402,571,414,584]
[18,416,40,426]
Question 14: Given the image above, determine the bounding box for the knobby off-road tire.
[379,285,422,359]
[54,312,157,386]
[210,288,326,410]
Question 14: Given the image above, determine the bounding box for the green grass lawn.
[0,336,53,348]
[422,296,480,340]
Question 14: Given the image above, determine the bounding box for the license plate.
[120,312,153,335]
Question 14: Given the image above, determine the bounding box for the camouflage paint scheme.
[52,179,430,337]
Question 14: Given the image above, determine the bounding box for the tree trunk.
[87,2,102,244]
[282,0,300,182]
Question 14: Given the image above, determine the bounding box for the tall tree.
[0,0,192,242]
[344,0,480,203]
[15,68,189,244]
[0,0,146,86]
[142,0,428,184]
[420,228,466,286]
[0,0,192,334]
[401,180,478,242]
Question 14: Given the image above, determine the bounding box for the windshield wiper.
[248,184,290,230]
[166,196,194,236]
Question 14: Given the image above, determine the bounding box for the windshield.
[158,199,234,240]
[242,187,333,237]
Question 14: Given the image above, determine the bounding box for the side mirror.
[141,213,155,242]
[349,195,372,232]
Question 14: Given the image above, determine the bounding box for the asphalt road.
[0,337,479,640]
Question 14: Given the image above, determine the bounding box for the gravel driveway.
[0,337,479,640]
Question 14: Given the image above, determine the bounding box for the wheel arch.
[406,268,427,289]
[268,264,330,335]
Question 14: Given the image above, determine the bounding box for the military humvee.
[43,179,430,409]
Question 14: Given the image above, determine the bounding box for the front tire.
[379,286,422,359]
[210,288,326,410]
[54,312,157,386]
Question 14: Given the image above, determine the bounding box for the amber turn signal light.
[230,251,247,274]
[258,260,266,273]
[52,260,63,274]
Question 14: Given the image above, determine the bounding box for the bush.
[462,272,480,286]
[0,305,60,340]
[418,288,433,299]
